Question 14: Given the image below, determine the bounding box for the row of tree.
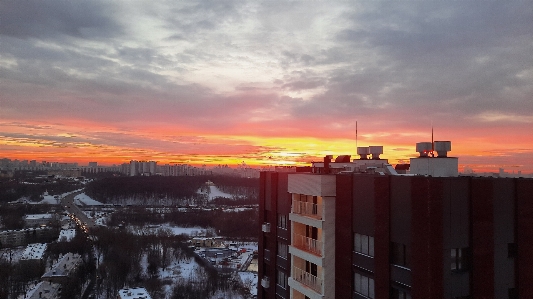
[84,175,259,205]
[109,208,259,239]
[0,176,82,203]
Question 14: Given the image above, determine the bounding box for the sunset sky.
[1,1,532,173]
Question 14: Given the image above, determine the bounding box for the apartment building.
[0,227,57,248]
[258,143,533,299]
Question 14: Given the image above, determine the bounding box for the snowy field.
[74,193,103,206]
[198,185,233,200]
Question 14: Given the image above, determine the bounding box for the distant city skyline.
[1,1,532,173]
[1,155,530,178]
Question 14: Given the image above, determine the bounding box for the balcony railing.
[291,199,322,219]
[293,233,323,256]
[292,266,322,294]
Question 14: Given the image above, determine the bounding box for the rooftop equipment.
[416,142,433,157]
[357,147,370,160]
[335,155,351,163]
[434,141,452,157]
[369,146,383,160]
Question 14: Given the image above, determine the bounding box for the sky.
[1,0,532,173]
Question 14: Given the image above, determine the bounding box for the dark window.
[391,242,409,268]
[451,248,470,272]
[306,261,317,276]
[354,272,375,298]
[264,249,271,261]
[390,288,411,299]
[277,214,288,229]
[354,233,375,257]
[276,270,287,289]
[277,241,288,259]
[306,225,318,239]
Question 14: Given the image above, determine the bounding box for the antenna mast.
[356,121,358,149]
[431,124,434,157]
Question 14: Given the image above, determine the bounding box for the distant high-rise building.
[258,142,533,299]
[88,161,97,168]
[129,160,139,176]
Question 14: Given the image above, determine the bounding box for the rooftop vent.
[369,146,383,159]
[416,142,433,157]
[357,147,370,160]
[434,141,451,157]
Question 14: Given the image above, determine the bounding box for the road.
[60,190,97,232]
[60,190,100,298]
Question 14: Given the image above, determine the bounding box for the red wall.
[470,178,495,298]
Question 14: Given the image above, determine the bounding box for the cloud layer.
[1,0,532,172]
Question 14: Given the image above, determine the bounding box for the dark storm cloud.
[0,0,122,39]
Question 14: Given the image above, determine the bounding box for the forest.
[84,175,259,205]
[0,176,82,203]
[109,208,259,240]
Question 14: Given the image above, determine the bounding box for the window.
[264,249,271,261]
[391,242,409,268]
[390,288,411,299]
[451,248,469,272]
[276,270,287,289]
[277,241,288,259]
[306,261,318,276]
[277,214,288,229]
[354,233,375,257]
[354,272,375,298]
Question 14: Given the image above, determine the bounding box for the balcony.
[262,222,271,233]
[292,266,322,294]
[293,233,322,256]
[292,199,322,219]
[261,276,270,288]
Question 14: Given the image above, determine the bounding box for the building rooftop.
[57,229,76,242]
[20,243,47,260]
[41,253,81,280]
[118,287,152,299]
[25,281,62,299]
[25,214,53,220]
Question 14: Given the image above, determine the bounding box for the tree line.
[109,208,259,240]
[0,176,82,203]
[84,175,259,205]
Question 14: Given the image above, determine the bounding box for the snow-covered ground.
[128,224,216,237]
[38,193,59,205]
[238,271,258,297]
[74,193,103,206]
[0,246,25,263]
[198,185,233,200]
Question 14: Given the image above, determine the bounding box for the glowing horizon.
[1,1,532,174]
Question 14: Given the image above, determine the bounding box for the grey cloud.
[282,80,324,91]
[0,0,122,40]
[1,0,531,143]
[287,0,533,128]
